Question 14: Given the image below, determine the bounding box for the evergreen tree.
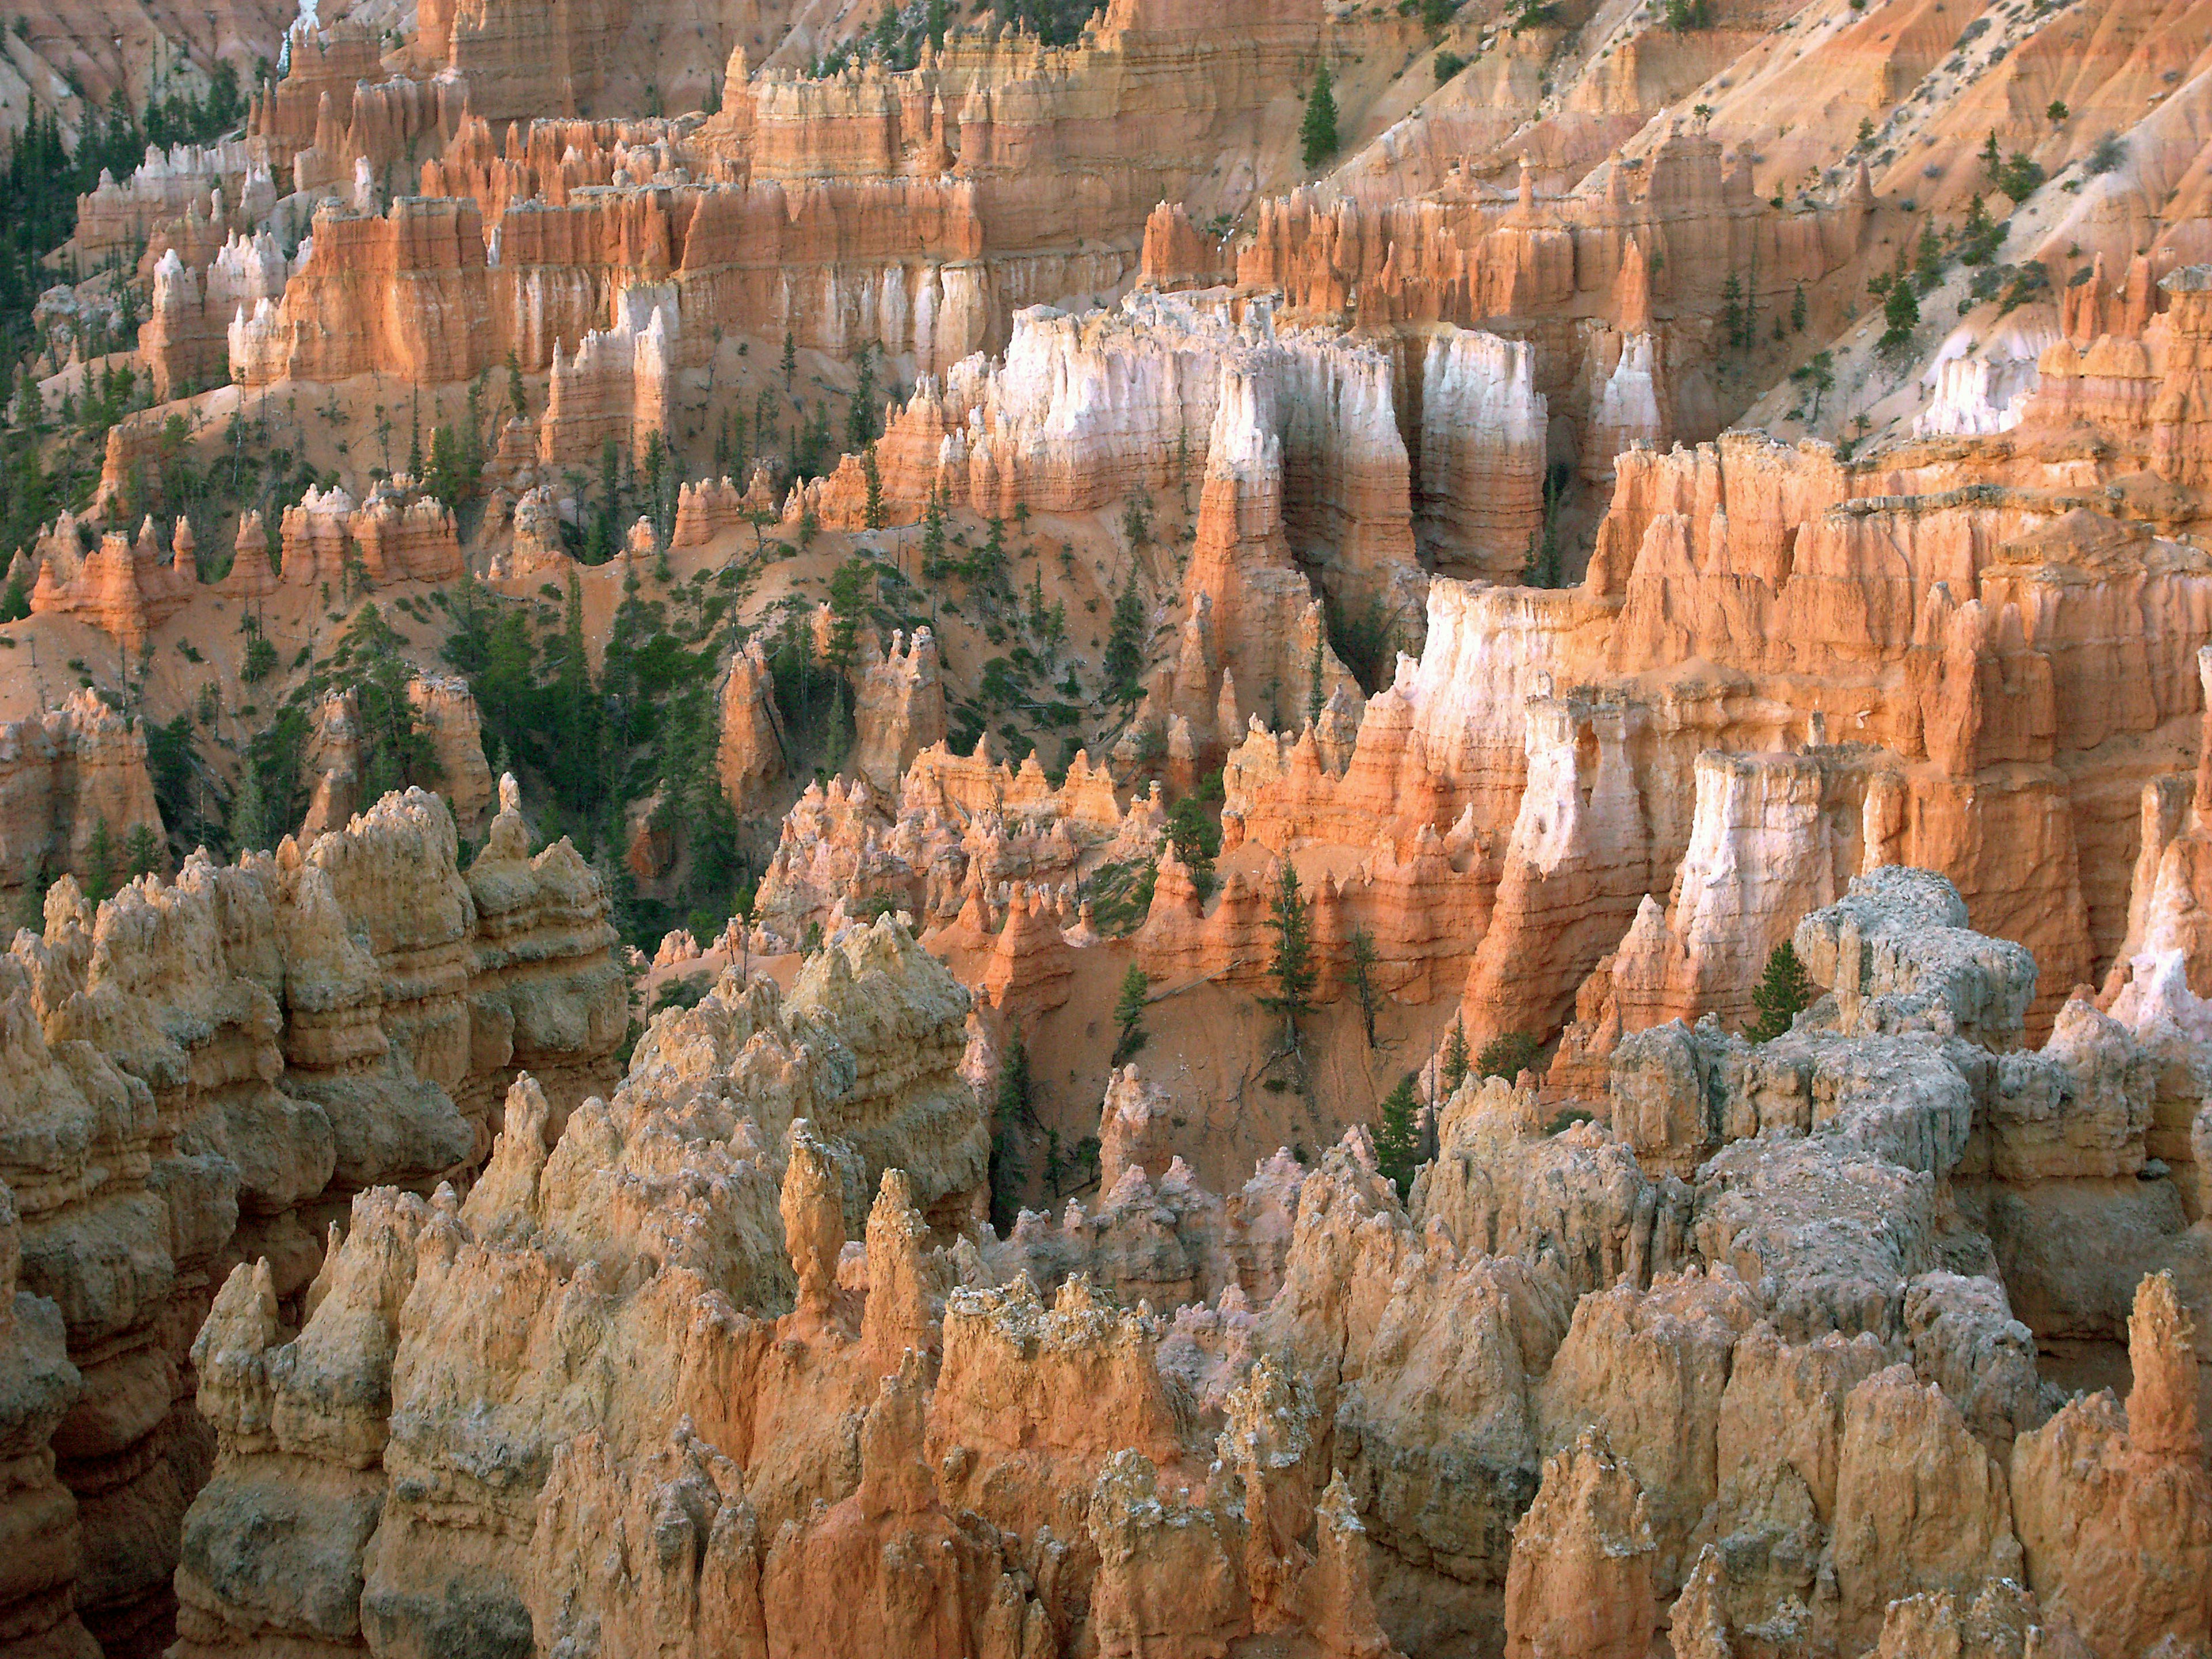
[821,679,850,775]
[1262,862,1317,1051]
[507,350,527,417]
[847,343,877,449]
[1440,1017,1469,1094]
[1979,129,2003,182]
[1347,925,1380,1047]
[84,817,118,903]
[1880,275,1920,355]
[551,571,599,809]
[1300,60,1339,171]
[1104,568,1146,701]
[1113,961,1150,1063]
[987,1034,1031,1233]
[1476,1030,1541,1082]
[920,486,948,575]
[1745,940,1816,1042]
[781,329,797,388]
[825,557,870,672]
[928,0,948,50]
[1913,219,1944,292]
[1165,796,1218,897]
[1789,282,1808,333]
[863,444,885,530]
[1719,271,1748,350]
[0,573,28,622]
[1373,1073,1422,1198]
[1959,194,2001,265]
[123,821,162,879]
[1305,630,1325,728]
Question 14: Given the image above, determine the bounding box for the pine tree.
[1373,1073,1422,1198]
[1745,940,1816,1042]
[1113,961,1150,1063]
[847,343,877,449]
[1476,1030,1541,1082]
[1719,271,1748,350]
[821,679,850,775]
[1960,194,1999,265]
[1440,1016,1469,1094]
[124,821,161,879]
[1300,59,1339,171]
[1262,862,1317,1051]
[1880,276,1920,355]
[1347,925,1380,1047]
[1305,630,1325,728]
[1790,282,1808,333]
[987,1033,1031,1232]
[0,573,28,622]
[781,329,797,388]
[1104,569,1146,701]
[863,444,884,530]
[920,486,947,575]
[1979,129,2003,183]
[825,556,869,671]
[84,816,118,903]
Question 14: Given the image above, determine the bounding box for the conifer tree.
[1476,1030,1541,1082]
[1113,961,1150,1063]
[987,1035,1031,1232]
[1104,569,1146,701]
[1263,862,1317,1052]
[1440,1016,1470,1094]
[124,821,161,879]
[84,817,118,903]
[847,342,877,449]
[781,329,797,388]
[863,445,884,530]
[1300,60,1339,170]
[1745,940,1816,1042]
[1374,1073,1422,1198]
[1348,926,1380,1047]
[1880,276,1920,355]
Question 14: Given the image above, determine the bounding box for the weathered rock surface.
[0,779,621,1652]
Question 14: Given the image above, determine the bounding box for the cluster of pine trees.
[1,68,248,346]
